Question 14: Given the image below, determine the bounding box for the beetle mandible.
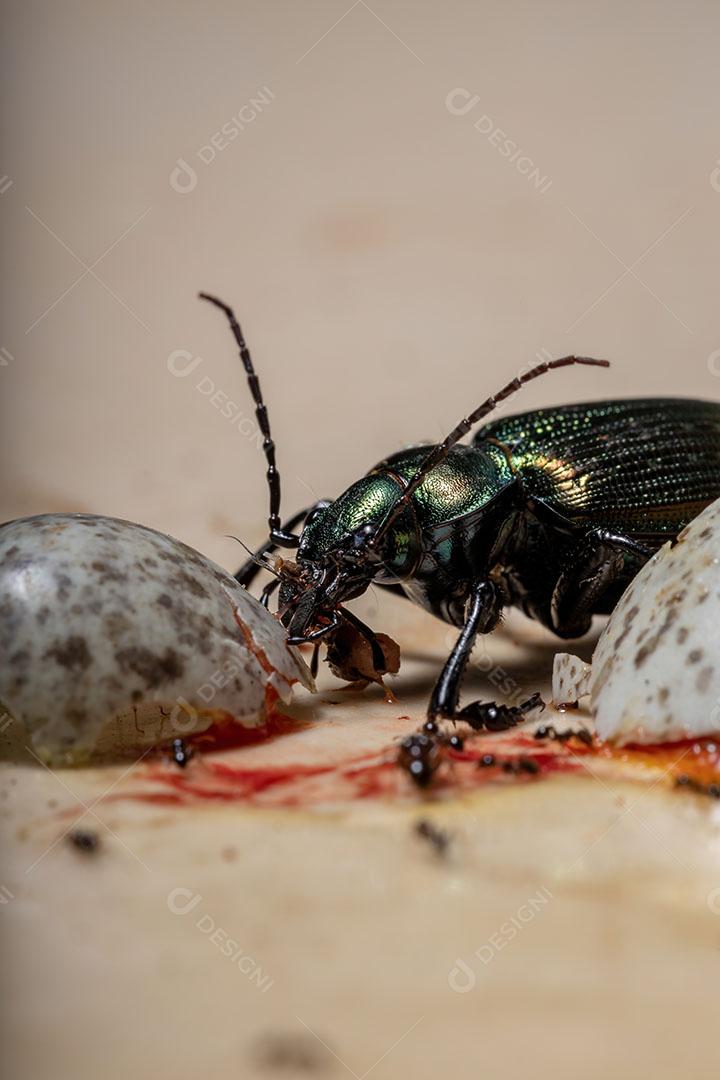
[200,293,720,730]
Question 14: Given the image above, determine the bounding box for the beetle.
[199,292,720,730]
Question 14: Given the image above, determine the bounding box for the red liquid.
[105,714,720,811]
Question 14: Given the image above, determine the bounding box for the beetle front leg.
[427,581,540,730]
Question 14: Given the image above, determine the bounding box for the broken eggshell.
[552,497,720,744]
[0,514,313,764]
[551,652,592,707]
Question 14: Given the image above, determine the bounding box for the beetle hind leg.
[550,528,651,638]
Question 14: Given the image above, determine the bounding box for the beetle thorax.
[297,473,418,584]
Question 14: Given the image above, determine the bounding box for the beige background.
[3,0,720,570]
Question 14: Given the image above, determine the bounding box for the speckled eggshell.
[591,498,720,744]
[0,514,313,763]
[552,652,591,705]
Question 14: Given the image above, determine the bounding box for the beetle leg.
[427,580,503,721]
[550,528,651,638]
[259,578,280,608]
[235,501,331,589]
[459,692,544,731]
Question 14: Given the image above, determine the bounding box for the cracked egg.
[0,513,313,764]
[553,497,720,744]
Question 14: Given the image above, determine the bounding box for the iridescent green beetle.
[200,294,720,738]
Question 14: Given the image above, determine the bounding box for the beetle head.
[277,474,417,643]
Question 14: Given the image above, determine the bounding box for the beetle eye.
[304,502,330,528]
[351,524,376,548]
[328,524,380,570]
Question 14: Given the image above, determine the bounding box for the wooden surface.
[2,595,719,1080]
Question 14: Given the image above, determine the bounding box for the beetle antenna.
[373,355,609,544]
[199,293,300,548]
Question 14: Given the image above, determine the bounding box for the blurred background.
[2,0,720,570]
